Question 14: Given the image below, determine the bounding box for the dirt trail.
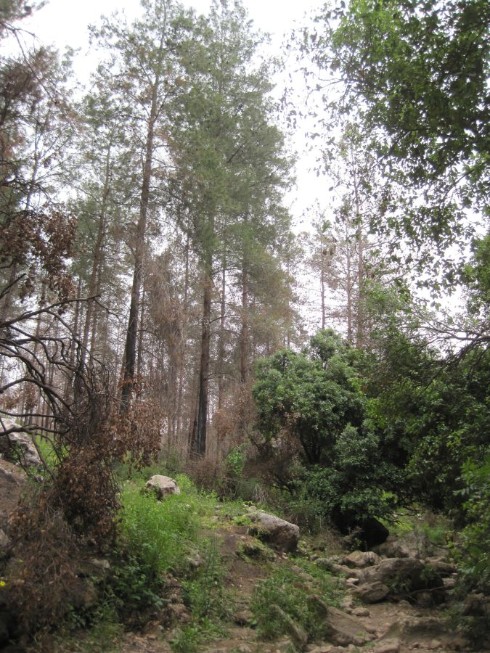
[116,523,487,653]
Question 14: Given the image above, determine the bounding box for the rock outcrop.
[247,510,300,552]
[0,419,41,468]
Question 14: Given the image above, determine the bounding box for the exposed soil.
[114,522,488,653]
[0,470,487,653]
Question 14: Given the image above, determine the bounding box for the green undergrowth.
[388,507,453,551]
[251,557,342,646]
[117,473,218,574]
[47,464,347,653]
[171,537,230,653]
[79,471,240,651]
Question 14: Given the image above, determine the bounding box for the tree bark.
[189,265,212,458]
[120,56,162,412]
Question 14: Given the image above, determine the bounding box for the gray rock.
[360,557,424,584]
[0,529,10,551]
[373,640,401,653]
[325,606,371,646]
[145,475,180,499]
[269,604,308,649]
[0,419,41,467]
[343,550,381,568]
[426,558,457,576]
[354,580,390,603]
[248,510,300,552]
[314,557,337,572]
[352,607,370,617]
[374,537,410,559]
[0,458,26,529]
[359,557,443,596]
[306,595,329,620]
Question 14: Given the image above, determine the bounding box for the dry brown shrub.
[7,490,82,639]
[4,385,164,644]
[50,390,162,548]
[52,448,119,547]
[187,456,221,491]
[213,382,257,458]
[110,396,162,469]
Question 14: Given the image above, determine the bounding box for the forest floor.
[1,461,487,653]
[111,522,486,653]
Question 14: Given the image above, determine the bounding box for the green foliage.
[104,552,165,621]
[254,330,366,465]
[182,537,229,624]
[459,454,490,592]
[253,329,399,527]
[449,454,490,643]
[463,233,490,316]
[169,541,229,653]
[305,0,489,282]
[217,445,248,499]
[368,334,490,514]
[117,475,214,576]
[251,563,339,642]
[321,0,490,201]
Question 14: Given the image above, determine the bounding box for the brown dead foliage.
[7,490,82,640]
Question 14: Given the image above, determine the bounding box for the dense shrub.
[253,329,398,532]
[451,454,490,643]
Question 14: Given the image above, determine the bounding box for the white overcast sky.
[24,0,321,51]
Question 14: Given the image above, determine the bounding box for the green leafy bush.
[253,329,398,530]
[451,453,490,643]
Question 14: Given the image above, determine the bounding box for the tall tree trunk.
[81,145,112,364]
[176,233,190,440]
[346,239,353,344]
[321,247,327,331]
[239,265,249,385]
[189,264,212,458]
[217,259,226,410]
[352,165,365,349]
[120,61,162,412]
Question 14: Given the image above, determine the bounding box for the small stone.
[428,640,442,650]
[234,609,254,626]
[343,550,382,568]
[352,607,370,617]
[373,639,400,653]
[373,640,400,653]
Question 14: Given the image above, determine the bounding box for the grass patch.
[117,474,217,575]
[251,560,341,643]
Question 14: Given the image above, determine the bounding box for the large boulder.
[354,580,390,604]
[358,557,444,601]
[247,510,300,552]
[145,475,180,500]
[0,419,41,468]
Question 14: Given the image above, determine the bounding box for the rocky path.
[116,523,488,653]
